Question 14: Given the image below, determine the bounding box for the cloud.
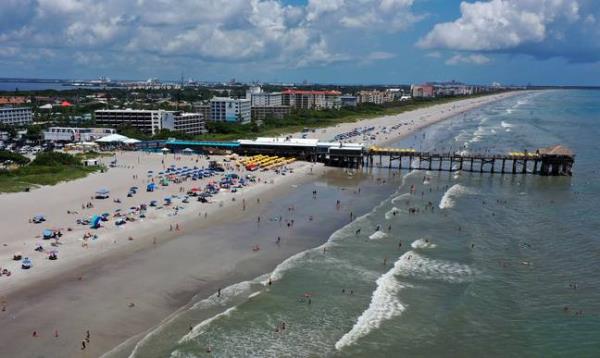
[418,0,600,63]
[445,54,491,65]
[0,0,422,75]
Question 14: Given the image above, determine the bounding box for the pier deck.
[362,145,574,176]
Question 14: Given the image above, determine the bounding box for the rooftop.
[538,145,574,157]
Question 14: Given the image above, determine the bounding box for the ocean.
[0,81,76,91]
[113,90,600,357]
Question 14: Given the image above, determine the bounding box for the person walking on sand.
[81,340,86,350]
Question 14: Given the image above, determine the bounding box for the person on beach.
[276,236,281,245]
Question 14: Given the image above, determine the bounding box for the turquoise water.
[125,90,600,357]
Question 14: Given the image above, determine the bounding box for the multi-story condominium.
[43,127,116,142]
[281,89,341,110]
[0,107,33,126]
[246,86,283,107]
[410,84,435,98]
[94,109,205,135]
[210,97,251,123]
[251,106,292,121]
[357,90,385,105]
[168,113,206,135]
[434,85,474,96]
[340,96,358,107]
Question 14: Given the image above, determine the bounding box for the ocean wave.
[335,254,411,351]
[391,193,410,204]
[473,126,486,137]
[501,121,513,128]
[369,231,388,240]
[439,184,473,209]
[385,207,400,219]
[411,238,437,249]
[396,252,478,283]
[179,306,238,343]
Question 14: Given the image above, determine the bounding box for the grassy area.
[73,151,115,160]
[0,152,103,193]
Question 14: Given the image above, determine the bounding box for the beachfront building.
[0,107,33,126]
[434,85,474,96]
[357,90,385,104]
[251,106,292,121]
[410,84,435,98]
[340,96,358,107]
[167,112,207,135]
[43,127,116,142]
[246,86,283,107]
[94,109,206,135]
[281,89,341,110]
[192,102,211,123]
[210,97,251,123]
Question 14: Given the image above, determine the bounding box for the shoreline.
[0,90,524,357]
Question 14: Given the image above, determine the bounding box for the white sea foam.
[335,255,411,351]
[411,238,437,249]
[391,193,410,204]
[369,231,388,240]
[439,184,472,209]
[474,126,486,136]
[179,306,238,343]
[501,121,513,128]
[385,207,400,219]
[396,252,478,283]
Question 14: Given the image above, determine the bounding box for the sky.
[0,0,599,86]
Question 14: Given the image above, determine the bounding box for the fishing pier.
[364,145,574,176]
[155,138,574,176]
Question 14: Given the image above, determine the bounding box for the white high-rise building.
[0,107,33,126]
[210,98,251,123]
[94,109,205,135]
[246,87,282,107]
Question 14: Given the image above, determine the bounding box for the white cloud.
[445,54,491,65]
[418,0,581,51]
[0,0,421,71]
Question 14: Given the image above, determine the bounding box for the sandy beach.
[0,91,522,357]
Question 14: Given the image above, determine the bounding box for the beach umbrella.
[161,147,170,152]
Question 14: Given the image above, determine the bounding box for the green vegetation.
[0,151,102,193]
[0,150,30,165]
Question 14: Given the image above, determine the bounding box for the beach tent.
[96,134,130,143]
[147,183,156,192]
[182,148,194,155]
[123,138,141,145]
[33,214,46,223]
[95,188,110,199]
[43,229,54,239]
[90,215,102,229]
